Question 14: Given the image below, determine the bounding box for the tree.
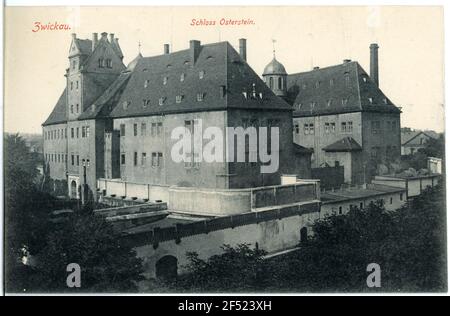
[31,211,144,293]
[175,244,269,292]
[174,185,446,292]
[4,134,55,292]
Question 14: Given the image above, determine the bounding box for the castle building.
[42,33,312,201]
[263,44,402,184]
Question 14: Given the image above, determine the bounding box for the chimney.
[313,66,320,70]
[109,33,114,43]
[239,38,247,61]
[164,44,170,55]
[101,32,108,40]
[189,40,201,65]
[343,59,351,64]
[71,33,76,39]
[370,43,379,86]
[92,33,98,51]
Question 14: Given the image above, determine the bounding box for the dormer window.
[123,101,130,110]
[159,97,166,106]
[242,91,247,99]
[180,73,185,82]
[342,98,348,106]
[362,76,368,82]
[163,77,168,85]
[302,83,307,90]
[368,97,373,104]
[327,99,333,107]
[184,61,189,66]
[383,98,388,104]
[330,79,334,87]
[344,72,350,87]
[176,95,184,103]
[142,99,150,108]
[315,81,320,89]
[167,64,172,69]
[197,93,205,102]
[199,70,205,79]
[259,92,263,99]
[144,80,149,88]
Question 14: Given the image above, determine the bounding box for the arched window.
[278,77,282,89]
[269,77,274,89]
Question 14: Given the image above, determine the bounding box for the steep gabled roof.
[42,89,67,126]
[78,72,132,120]
[323,137,362,152]
[401,130,440,146]
[109,41,291,118]
[286,61,401,117]
[74,38,92,56]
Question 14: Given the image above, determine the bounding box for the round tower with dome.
[262,45,287,98]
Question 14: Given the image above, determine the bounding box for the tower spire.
[138,41,141,54]
[272,39,277,58]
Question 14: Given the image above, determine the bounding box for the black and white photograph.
[1,3,447,298]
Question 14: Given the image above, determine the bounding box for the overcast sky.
[4,6,444,133]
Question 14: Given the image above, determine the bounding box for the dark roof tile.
[42,89,67,126]
[323,137,362,152]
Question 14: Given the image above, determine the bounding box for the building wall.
[113,111,229,189]
[321,190,405,218]
[361,112,401,175]
[227,109,310,188]
[43,123,68,181]
[293,112,363,168]
[134,211,319,279]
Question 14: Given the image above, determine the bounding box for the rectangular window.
[121,153,126,165]
[325,123,330,134]
[197,93,204,102]
[76,127,79,138]
[151,123,157,136]
[120,124,125,136]
[347,121,353,133]
[71,155,74,166]
[341,122,347,133]
[176,95,183,103]
[141,123,146,136]
[134,152,138,166]
[157,122,163,135]
[141,152,146,165]
[295,124,299,134]
[76,155,79,166]
[82,126,86,138]
[330,123,336,132]
[71,128,74,138]
[133,123,138,136]
[86,126,90,138]
[151,152,157,167]
[309,123,314,134]
[157,152,163,167]
[304,124,309,135]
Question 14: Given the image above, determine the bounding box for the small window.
[339,206,343,215]
[302,83,307,89]
[141,152,147,165]
[341,122,347,133]
[329,79,334,87]
[383,98,388,104]
[159,97,165,106]
[360,202,363,209]
[76,104,79,113]
[71,82,73,90]
[71,154,75,166]
[368,97,373,104]
[362,76,368,82]
[98,58,104,68]
[176,95,183,103]
[120,124,125,136]
[163,77,168,85]
[180,73,185,82]
[199,70,205,79]
[144,80,149,88]
[81,126,86,138]
[327,99,332,107]
[123,101,130,110]
[106,59,112,68]
[71,128,74,138]
[197,93,204,102]
[86,126,90,138]
[348,121,353,133]
[76,127,79,138]
[390,197,393,205]
[315,81,320,89]
[76,81,79,90]
[134,152,138,166]
[141,123,146,136]
[294,124,300,134]
[133,123,138,136]
[400,193,403,201]
[342,98,348,106]
[76,155,79,166]
[121,153,126,165]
